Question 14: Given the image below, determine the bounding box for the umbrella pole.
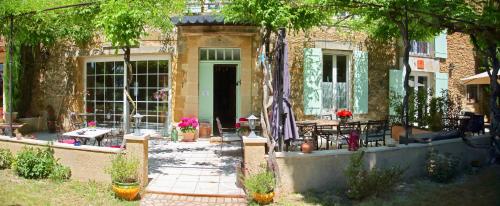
[278,28,286,152]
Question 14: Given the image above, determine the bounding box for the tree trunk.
[123,46,132,133]
[488,43,500,137]
[398,17,412,145]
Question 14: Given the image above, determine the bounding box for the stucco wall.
[0,136,121,183]
[174,25,260,121]
[275,135,490,193]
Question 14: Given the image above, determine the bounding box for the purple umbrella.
[271,28,298,151]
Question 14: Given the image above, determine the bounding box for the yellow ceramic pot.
[112,182,140,201]
[252,192,274,205]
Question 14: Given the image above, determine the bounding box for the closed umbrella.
[271,28,298,151]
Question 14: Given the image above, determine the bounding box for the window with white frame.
[410,40,432,56]
[467,84,479,103]
[322,53,350,112]
[85,59,169,131]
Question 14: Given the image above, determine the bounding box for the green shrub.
[244,167,275,194]
[0,148,14,169]
[49,163,72,182]
[106,154,139,183]
[345,151,404,200]
[14,146,57,179]
[426,150,460,183]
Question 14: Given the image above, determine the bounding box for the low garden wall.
[274,135,491,193]
[0,134,149,185]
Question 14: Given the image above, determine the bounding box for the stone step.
[141,192,247,206]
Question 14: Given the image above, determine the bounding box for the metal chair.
[216,117,242,157]
[289,123,317,151]
[336,121,361,149]
[364,120,387,147]
[316,124,336,150]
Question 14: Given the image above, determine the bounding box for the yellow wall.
[174,25,261,121]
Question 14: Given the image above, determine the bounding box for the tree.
[223,0,332,191]
[93,0,184,132]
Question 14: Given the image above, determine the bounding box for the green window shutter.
[435,72,449,97]
[353,51,368,114]
[389,69,404,115]
[434,31,448,58]
[303,48,323,115]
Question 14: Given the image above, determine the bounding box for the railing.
[185,0,229,14]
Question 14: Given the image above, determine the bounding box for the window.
[467,85,479,103]
[322,55,333,82]
[321,53,349,112]
[86,59,169,131]
[199,48,240,61]
[410,40,431,56]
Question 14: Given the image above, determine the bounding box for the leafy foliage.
[426,149,460,183]
[49,163,72,182]
[345,151,404,200]
[244,167,275,194]
[106,154,139,183]
[14,146,57,179]
[0,148,14,169]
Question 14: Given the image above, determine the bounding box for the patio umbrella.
[271,28,298,151]
[461,71,500,85]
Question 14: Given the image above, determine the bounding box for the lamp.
[247,114,259,138]
[133,113,144,135]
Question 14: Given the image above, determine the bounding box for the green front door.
[199,62,214,128]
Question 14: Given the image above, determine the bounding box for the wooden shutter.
[434,31,448,58]
[303,48,323,115]
[389,69,404,115]
[435,72,449,97]
[353,51,368,114]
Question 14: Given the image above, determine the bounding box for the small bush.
[345,151,404,200]
[244,166,275,194]
[14,146,57,179]
[106,154,139,183]
[426,150,460,183]
[49,163,71,182]
[0,148,14,169]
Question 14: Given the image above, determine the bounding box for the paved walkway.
[141,194,247,206]
[146,138,245,197]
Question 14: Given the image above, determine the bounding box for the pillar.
[125,133,149,188]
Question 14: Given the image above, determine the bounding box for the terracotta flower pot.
[301,142,313,153]
[252,192,274,205]
[391,125,404,142]
[182,132,196,142]
[199,122,211,138]
[112,182,140,201]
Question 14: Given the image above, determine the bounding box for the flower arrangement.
[88,121,96,128]
[336,109,352,118]
[153,88,168,101]
[178,117,198,133]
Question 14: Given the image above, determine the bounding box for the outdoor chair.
[289,123,317,151]
[364,120,387,147]
[103,128,125,148]
[216,117,242,157]
[336,121,361,149]
[69,112,83,130]
[466,114,485,135]
[316,124,335,150]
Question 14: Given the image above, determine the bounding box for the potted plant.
[178,117,198,142]
[244,168,275,205]
[336,109,352,123]
[106,154,140,201]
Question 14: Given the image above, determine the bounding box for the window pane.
[96,114,105,124]
[208,49,216,60]
[130,61,137,75]
[87,62,95,74]
[159,74,168,88]
[115,104,123,113]
[233,49,240,60]
[225,49,233,60]
[114,89,123,101]
[322,55,333,82]
[86,75,95,88]
[216,49,224,60]
[115,75,124,87]
[148,103,158,115]
[148,60,158,73]
[115,62,124,74]
[137,102,147,114]
[95,103,105,114]
[137,61,147,74]
[159,60,168,74]
[337,55,347,83]
[200,49,207,60]
[96,62,105,74]
[96,89,105,100]
[86,89,95,101]
[86,102,94,113]
[137,89,147,101]
[137,75,147,87]
[96,76,104,88]
[148,75,158,87]
[105,89,114,101]
[105,75,114,87]
[105,62,114,74]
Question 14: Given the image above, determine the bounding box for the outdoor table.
[297,119,371,150]
[63,128,111,146]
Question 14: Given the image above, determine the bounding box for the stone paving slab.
[141,193,247,206]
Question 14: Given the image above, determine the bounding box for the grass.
[271,165,500,206]
[0,169,139,206]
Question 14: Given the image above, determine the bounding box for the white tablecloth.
[63,128,112,139]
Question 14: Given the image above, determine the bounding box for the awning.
[461,71,500,85]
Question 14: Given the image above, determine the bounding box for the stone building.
[0,11,483,134]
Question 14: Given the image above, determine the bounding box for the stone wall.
[287,27,397,121]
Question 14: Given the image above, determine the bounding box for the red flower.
[239,117,248,122]
[235,123,241,129]
[336,109,352,118]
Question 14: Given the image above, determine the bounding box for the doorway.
[213,64,237,128]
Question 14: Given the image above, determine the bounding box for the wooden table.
[63,128,111,146]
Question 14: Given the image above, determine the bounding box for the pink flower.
[191,122,198,128]
[181,117,190,122]
[178,122,187,128]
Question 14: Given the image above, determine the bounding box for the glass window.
[410,40,431,56]
[337,55,347,83]
[322,55,333,82]
[467,85,478,103]
[200,49,208,60]
[208,49,216,60]
[233,49,240,60]
[216,49,224,60]
[224,49,233,60]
